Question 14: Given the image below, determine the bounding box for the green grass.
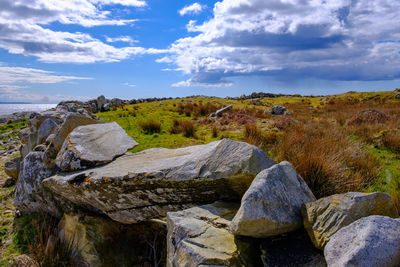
[0,119,28,136]
[97,98,246,153]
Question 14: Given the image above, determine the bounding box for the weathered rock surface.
[44,139,275,223]
[260,230,326,267]
[230,161,315,238]
[43,114,99,167]
[167,202,245,267]
[270,105,288,115]
[58,213,167,267]
[56,122,138,171]
[4,156,21,179]
[8,254,39,267]
[15,152,58,215]
[37,118,59,144]
[324,215,400,267]
[302,192,399,249]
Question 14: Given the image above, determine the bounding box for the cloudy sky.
[0,0,399,102]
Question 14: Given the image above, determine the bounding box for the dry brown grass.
[177,102,219,117]
[381,130,400,153]
[272,120,380,198]
[243,124,279,151]
[139,120,161,134]
[169,119,197,138]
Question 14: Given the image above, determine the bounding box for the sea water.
[0,104,57,116]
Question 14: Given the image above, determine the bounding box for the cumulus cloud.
[178,3,205,16]
[0,0,163,63]
[165,0,400,87]
[106,36,137,45]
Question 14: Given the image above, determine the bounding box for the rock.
[4,156,21,179]
[167,202,248,266]
[103,102,111,111]
[15,152,58,215]
[302,192,399,249]
[43,114,99,167]
[44,139,275,223]
[260,229,326,267]
[56,122,138,171]
[33,144,47,152]
[395,94,400,99]
[58,213,167,266]
[270,105,287,115]
[37,118,59,144]
[324,215,400,267]
[213,105,233,117]
[97,95,107,111]
[3,177,16,187]
[230,161,316,238]
[8,254,39,267]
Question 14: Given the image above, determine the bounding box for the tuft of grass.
[381,130,400,154]
[139,120,161,134]
[169,119,197,138]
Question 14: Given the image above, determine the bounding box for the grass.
[97,90,400,204]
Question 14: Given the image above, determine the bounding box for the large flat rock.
[302,192,399,249]
[56,122,138,171]
[43,139,275,223]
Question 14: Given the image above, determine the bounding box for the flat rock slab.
[324,215,400,267]
[302,192,399,249]
[230,161,316,238]
[56,122,138,171]
[44,139,274,223]
[167,202,243,267]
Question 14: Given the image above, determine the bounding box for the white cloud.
[0,66,91,84]
[0,0,163,63]
[106,36,137,45]
[0,66,93,102]
[165,0,400,87]
[179,3,205,16]
[124,82,136,87]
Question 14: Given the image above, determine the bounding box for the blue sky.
[0,0,399,103]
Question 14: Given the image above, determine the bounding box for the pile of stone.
[4,105,400,266]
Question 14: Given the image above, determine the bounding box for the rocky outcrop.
[167,202,243,267]
[4,156,21,180]
[270,105,289,115]
[43,139,275,223]
[15,152,58,215]
[324,215,400,267]
[37,118,59,144]
[302,192,399,249]
[56,122,138,171]
[230,161,315,238]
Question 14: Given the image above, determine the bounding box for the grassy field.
[97,90,400,204]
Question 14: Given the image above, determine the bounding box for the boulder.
[56,122,138,171]
[43,114,99,167]
[97,95,107,111]
[230,161,315,238]
[167,202,246,266]
[4,156,21,180]
[15,152,58,215]
[44,139,275,223]
[37,118,59,144]
[213,105,233,117]
[302,192,399,249]
[324,215,400,267]
[270,105,287,115]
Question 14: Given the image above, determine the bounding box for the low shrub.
[381,130,400,153]
[169,119,196,138]
[139,120,161,134]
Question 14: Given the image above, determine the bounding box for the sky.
[0,0,399,103]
